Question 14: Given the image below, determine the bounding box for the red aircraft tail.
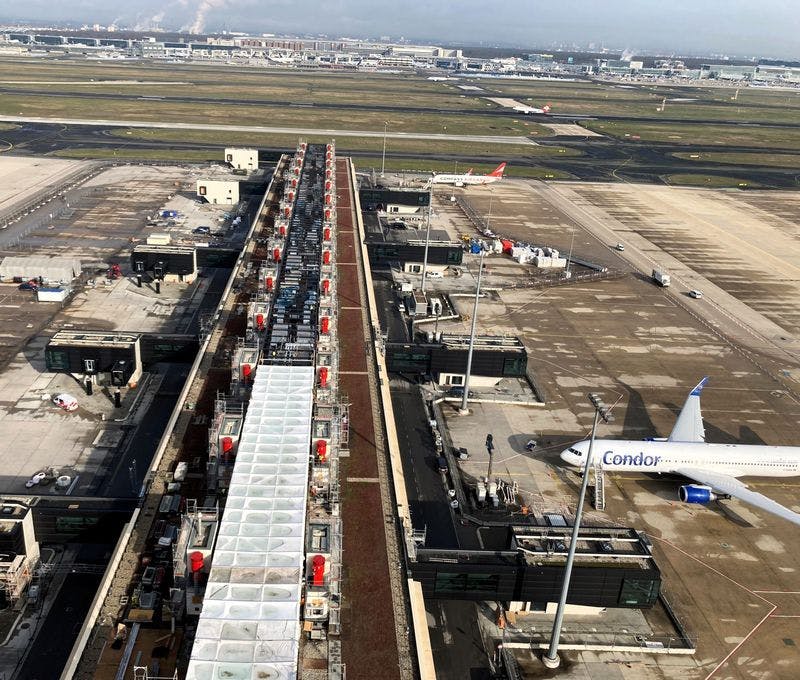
[488,162,507,178]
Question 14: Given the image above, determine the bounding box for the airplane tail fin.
[488,162,507,178]
[667,377,709,443]
[542,104,552,113]
[466,168,473,176]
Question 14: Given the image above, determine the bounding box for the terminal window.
[434,572,501,596]
[619,578,660,606]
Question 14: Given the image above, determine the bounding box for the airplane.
[428,162,506,187]
[513,103,551,114]
[560,377,800,527]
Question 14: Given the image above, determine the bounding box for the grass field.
[50,148,216,162]
[0,59,485,108]
[0,92,544,138]
[49,145,573,179]
[476,78,800,125]
[664,173,762,188]
[4,58,800,185]
[672,151,800,168]
[105,126,579,158]
[350,156,574,179]
[582,119,800,150]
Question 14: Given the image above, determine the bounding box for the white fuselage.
[429,174,501,186]
[561,439,800,478]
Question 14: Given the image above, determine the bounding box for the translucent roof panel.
[187,364,314,680]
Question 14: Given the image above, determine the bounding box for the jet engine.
[678,485,719,504]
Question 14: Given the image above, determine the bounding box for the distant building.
[700,64,755,80]
[755,65,800,83]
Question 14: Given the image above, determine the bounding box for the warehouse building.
[224,148,259,173]
[131,244,198,284]
[196,179,239,205]
[45,331,143,388]
[0,256,82,285]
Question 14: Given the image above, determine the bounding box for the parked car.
[52,393,78,411]
[18,281,37,291]
[192,226,211,235]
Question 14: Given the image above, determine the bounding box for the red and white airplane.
[429,162,507,187]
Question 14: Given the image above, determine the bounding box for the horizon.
[0,1,798,62]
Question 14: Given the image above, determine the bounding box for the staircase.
[593,461,606,511]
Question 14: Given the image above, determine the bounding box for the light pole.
[486,191,494,232]
[459,244,486,414]
[565,226,575,279]
[543,392,614,668]
[381,120,388,177]
[420,184,433,293]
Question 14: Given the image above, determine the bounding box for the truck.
[652,269,671,287]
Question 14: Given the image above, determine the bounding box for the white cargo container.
[37,287,68,302]
[652,269,671,287]
[146,233,171,246]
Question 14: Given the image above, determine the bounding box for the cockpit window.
[568,448,582,456]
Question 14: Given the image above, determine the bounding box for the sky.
[0,0,798,59]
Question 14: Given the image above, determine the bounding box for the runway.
[1,120,799,188]
[0,114,537,146]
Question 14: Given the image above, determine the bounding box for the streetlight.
[381,120,388,177]
[420,183,433,293]
[459,243,486,414]
[543,393,614,668]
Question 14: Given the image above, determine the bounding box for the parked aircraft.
[429,162,506,187]
[560,378,800,526]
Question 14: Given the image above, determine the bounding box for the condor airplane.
[560,378,800,527]
[429,162,506,187]
[513,103,551,114]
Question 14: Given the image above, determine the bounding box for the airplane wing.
[675,466,800,527]
[667,377,708,442]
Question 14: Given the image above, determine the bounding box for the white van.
[426,271,443,279]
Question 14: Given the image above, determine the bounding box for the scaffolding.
[205,393,244,492]
[0,554,34,606]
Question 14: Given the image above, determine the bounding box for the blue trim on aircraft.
[690,376,710,397]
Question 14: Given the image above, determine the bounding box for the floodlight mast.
[543,393,614,668]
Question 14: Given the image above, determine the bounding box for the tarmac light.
[543,393,614,669]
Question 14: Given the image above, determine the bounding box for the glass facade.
[434,572,501,597]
